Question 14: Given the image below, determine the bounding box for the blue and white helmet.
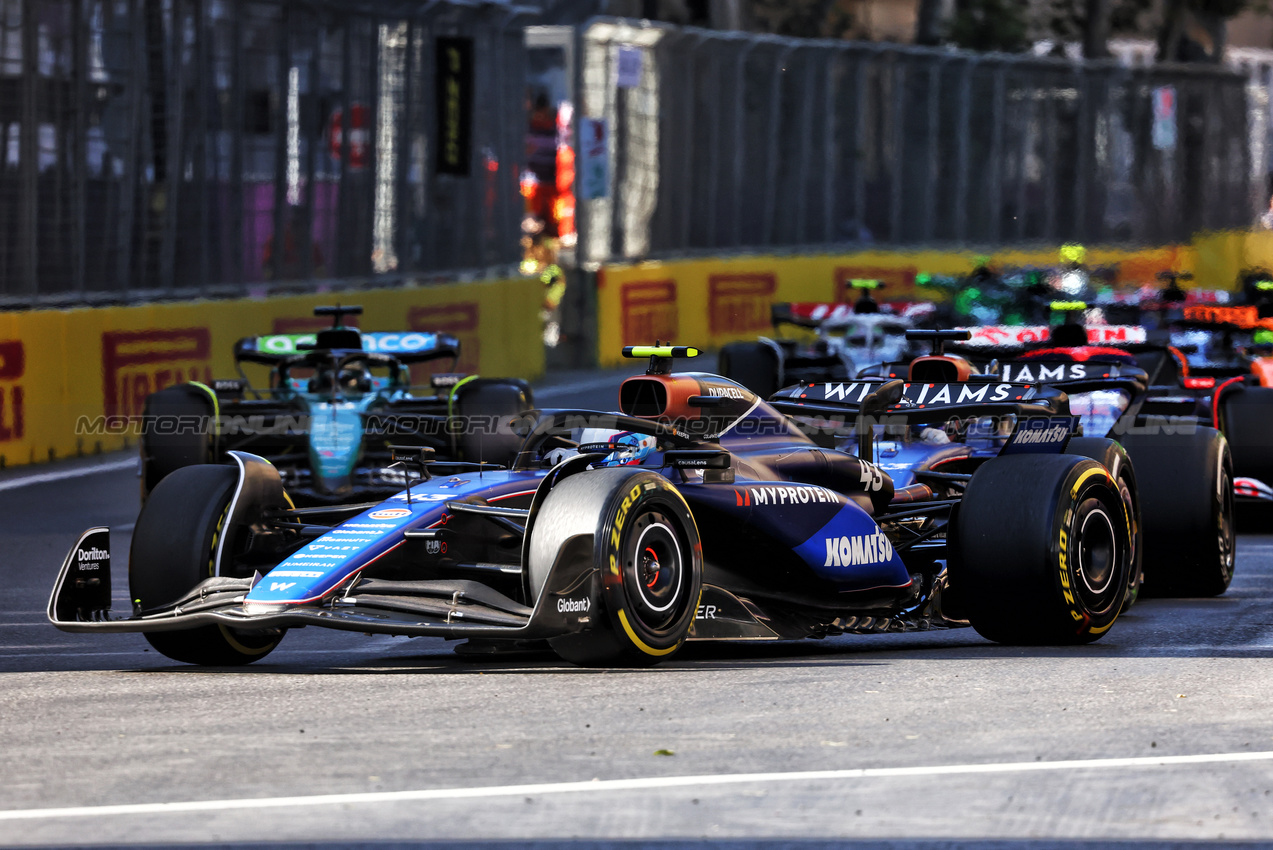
[545,429,658,467]
[582,429,658,467]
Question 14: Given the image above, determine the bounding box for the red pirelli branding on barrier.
[102,329,213,419]
[409,302,479,375]
[708,273,777,336]
[0,340,24,442]
[621,280,678,346]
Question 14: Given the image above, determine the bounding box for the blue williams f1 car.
[50,345,1134,666]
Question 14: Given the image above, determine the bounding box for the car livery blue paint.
[53,345,1131,666]
[246,472,541,606]
[793,504,907,589]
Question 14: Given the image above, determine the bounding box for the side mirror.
[857,379,905,460]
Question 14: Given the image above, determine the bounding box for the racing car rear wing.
[234,331,462,366]
[1006,362,1149,396]
[768,379,1071,459]
[771,302,920,330]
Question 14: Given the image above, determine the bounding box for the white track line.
[2,750,1271,821]
[0,458,135,493]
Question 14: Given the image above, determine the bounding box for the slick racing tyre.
[718,341,781,399]
[951,454,1132,645]
[1066,437,1143,609]
[528,468,702,667]
[140,383,217,499]
[1120,427,1235,597]
[451,377,534,467]
[129,465,284,665]
[1219,386,1273,497]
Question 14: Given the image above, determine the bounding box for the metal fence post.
[1042,71,1059,243]
[679,32,703,251]
[394,17,415,274]
[953,57,973,245]
[793,46,817,245]
[229,0,245,290]
[1015,71,1030,241]
[1073,65,1090,243]
[822,48,841,244]
[19,0,38,296]
[889,57,906,243]
[853,50,868,244]
[300,6,321,281]
[193,0,211,294]
[337,17,352,277]
[922,58,941,243]
[160,0,187,292]
[763,43,795,246]
[72,0,88,296]
[269,3,289,284]
[989,63,1006,245]
[730,41,755,248]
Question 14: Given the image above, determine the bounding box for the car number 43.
[860,461,885,491]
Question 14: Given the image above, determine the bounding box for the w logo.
[269,582,297,592]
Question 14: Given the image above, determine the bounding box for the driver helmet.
[545,429,658,468]
[309,363,372,395]
[337,364,372,394]
[581,428,657,467]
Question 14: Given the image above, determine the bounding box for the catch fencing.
[0,0,532,306]
[575,19,1255,266]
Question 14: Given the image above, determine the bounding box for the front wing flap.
[49,528,603,641]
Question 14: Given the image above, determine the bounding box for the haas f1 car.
[719,280,933,399]
[140,305,532,505]
[52,345,1135,667]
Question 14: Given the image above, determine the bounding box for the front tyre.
[528,468,702,666]
[1065,437,1142,609]
[130,465,284,665]
[951,454,1132,645]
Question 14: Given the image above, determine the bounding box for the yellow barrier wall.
[0,278,544,468]
[596,235,1271,367]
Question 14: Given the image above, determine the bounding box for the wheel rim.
[1117,477,1140,596]
[1074,501,1118,609]
[625,511,687,632]
[1218,463,1236,577]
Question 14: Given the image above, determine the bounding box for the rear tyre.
[1119,427,1235,597]
[1066,437,1143,609]
[140,384,217,498]
[527,468,702,666]
[130,465,284,665]
[451,378,534,467]
[951,454,1131,645]
[1220,387,1273,493]
[718,341,781,399]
